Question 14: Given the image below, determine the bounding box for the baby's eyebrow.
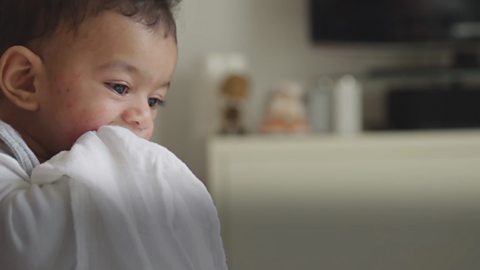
[97,60,140,74]
[160,82,171,88]
[98,60,172,89]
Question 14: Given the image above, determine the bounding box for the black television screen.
[310,0,480,43]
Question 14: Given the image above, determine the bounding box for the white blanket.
[24,126,227,270]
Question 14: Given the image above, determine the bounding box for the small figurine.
[219,74,249,134]
[259,81,310,134]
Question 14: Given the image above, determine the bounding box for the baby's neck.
[16,129,50,162]
[0,113,50,163]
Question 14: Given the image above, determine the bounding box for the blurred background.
[153,0,480,269]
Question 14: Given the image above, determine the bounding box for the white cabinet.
[208,131,480,270]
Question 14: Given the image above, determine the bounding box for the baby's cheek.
[66,108,112,142]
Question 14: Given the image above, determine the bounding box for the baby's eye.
[105,83,129,95]
[148,97,165,108]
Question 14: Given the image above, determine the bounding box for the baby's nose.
[121,101,153,134]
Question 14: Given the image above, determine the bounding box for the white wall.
[155,0,451,181]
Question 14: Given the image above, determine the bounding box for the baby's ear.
[0,46,43,111]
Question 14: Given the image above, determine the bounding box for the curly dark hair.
[0,0,181,54]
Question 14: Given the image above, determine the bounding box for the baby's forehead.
[68,10,171,39]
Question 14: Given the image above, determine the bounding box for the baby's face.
[33,11,177,158]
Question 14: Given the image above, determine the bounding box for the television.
[310,0,480,43]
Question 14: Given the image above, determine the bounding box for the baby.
[0,1,227,269]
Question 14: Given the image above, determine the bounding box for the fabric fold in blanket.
[30,126,227,270]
